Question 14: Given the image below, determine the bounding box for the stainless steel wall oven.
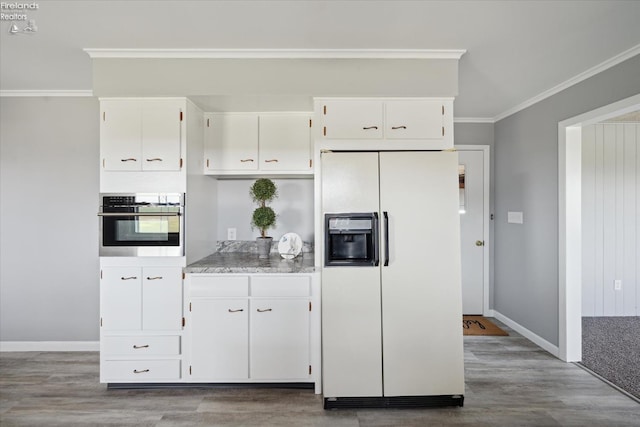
[98,193,184,257]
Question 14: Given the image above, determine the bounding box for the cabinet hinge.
[182,317,185,327]
[180,111,183,121]
[309,365,312,375]
[442,127,445,137]
[323,105,327,115]
[309,119,312,128]
[323,126,327,137]
[309,301,312,311]
[180,158,183,168]
[442,105,445,115]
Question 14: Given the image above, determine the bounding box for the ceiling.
[1,0,639,121]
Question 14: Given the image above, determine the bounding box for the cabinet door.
[385,100,444,140]
[321,100,383,139]
[101,267,142,330]
[142,267,182,331]
[141,105,182,171]
[259,115,311,171]
[101,103,142,171]
[205,114,258,171]
[190,299,249,379]
[250,299,310,380]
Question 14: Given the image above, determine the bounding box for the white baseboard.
[0,341,99,352]
[490,311,560,358]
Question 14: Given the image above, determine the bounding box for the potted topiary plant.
[250,178,278,258]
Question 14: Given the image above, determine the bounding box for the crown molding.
[83,48,467,59]
[493,43,640,122]
[0,90,93,97]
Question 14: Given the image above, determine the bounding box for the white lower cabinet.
[186,274,317,386]
[190,298,249,379]
[100,266,183,383]
[250,298,310,379]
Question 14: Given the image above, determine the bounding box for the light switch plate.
[507,211,524,224]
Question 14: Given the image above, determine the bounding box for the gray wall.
[493,54,640,346]
[0,97,100,341]
[216,178,315,243]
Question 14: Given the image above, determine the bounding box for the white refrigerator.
[321,151,465,409]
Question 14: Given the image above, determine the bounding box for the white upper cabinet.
[317,98,454,149]
[101,100,183,172]
[385,100,445,140]
[321,101,384,139]
[204,113,259,171]
[204,112,312,175]
[259,114,312,172]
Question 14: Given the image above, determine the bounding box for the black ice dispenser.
[324,213,379,267]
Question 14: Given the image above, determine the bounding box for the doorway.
[558,93,640,362]
[456,146,490,315]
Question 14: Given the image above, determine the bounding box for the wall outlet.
[227,228,237,241]
[614,280,622,291]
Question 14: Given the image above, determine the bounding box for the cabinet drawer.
[103,336,180,356]
[251,276,311,297]
[102,359,181,381]
[190,276,249,297]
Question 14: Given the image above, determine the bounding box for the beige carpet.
[463,316,509,336]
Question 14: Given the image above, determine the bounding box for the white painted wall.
[582,123,639,316]
[216,178,314,243]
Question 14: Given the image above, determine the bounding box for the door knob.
[475,240,484,247]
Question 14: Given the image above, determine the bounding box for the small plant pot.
[256,237,273,259]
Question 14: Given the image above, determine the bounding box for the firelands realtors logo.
[1,2,39,34]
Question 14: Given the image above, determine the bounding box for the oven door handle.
[97,212,182,217]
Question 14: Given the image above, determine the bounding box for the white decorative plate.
[278,232,303,259]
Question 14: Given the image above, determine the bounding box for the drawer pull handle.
[133,369,150,374]
[362,126,378,130]
[391,126,407,130]
[133,345,149,349]
[146,158,163,162]
[146,276,163,280]
[120,276,137,280]
[240,159,254,163]
[264,159,279,163]
[120,158,137,162]
[228,308,244,313]
[257,308,273,313]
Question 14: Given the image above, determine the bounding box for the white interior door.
[458,150,485,314]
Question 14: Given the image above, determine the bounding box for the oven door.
[99,208,183,257]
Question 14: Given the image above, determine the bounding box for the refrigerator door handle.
[373,212,380,266]
[383,211,389,266]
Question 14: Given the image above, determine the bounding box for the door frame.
[558,93,640,362]
[455,145,491,315]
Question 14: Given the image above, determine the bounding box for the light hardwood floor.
[1,321,638,426]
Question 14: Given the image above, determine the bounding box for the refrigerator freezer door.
[321,152,383,397]
[379,151,465,397]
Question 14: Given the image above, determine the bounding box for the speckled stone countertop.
[184,240,316,274]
